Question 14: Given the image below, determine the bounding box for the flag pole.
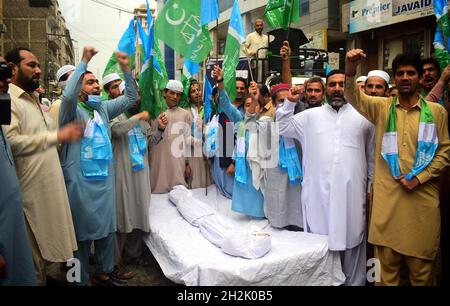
[216,19,220,66]
[202,57,209,197]
[247,58,255,82]
[286,1,295,41]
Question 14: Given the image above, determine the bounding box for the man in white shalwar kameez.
[276,70,375,286]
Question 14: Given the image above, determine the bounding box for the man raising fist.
[59,46,138,286]
[345,49,450,286]
[276,67,375,286]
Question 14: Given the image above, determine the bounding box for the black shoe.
[284,225,304,232]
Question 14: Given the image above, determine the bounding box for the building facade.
[0,1,5,54]
[207,0,349,79]
[1,0,75,92]
[342,0,437,77]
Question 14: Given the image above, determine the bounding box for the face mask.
[0,93,12,125]
[87,95,103,110]
[59,81,68,90]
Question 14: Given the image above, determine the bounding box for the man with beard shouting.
[421,58,441,101]
[276,69,375,286]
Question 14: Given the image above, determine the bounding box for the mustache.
[330,93,344,99]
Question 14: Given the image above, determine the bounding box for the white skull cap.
[356,76,368,84]
[368,70,390,84]
[166,80,184,93]
[56,65,75,83]
[102,73,122,87]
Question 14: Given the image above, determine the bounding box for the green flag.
[223,0,245,102]
[264,0,299,29]
[434,0,450,71]
[139,39,169,119]
[155,0,212,63]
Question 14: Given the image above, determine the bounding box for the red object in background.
[35,87,45,94]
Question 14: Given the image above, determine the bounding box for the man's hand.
[249,81,260,101]
[0,255,6,279]
[226,163,235,176]
[397,176,421,192]
[132,111,150,122]
[439,65,450,85]
[247,81,260,114]
[157,113,168,130]
[116,52,130,73]
[287,86,302,103]
[213,65,225,90]
[213,65,224,81]
[280,41,292,62]
[58,122,83,144]
[82,46,99,64]
[345,49,366,77]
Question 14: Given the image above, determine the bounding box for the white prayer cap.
[165,80,184,93]
[356,76,367,84]
[368,70,390,84]
[56,65,75,83]
[119,82,126,94]
[102,73,121,87]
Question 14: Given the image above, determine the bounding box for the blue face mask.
[87,95,103,110]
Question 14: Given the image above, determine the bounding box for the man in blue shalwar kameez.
[209,66,243,199]
[59,47,137,286]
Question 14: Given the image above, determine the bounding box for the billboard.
[349,0,436,34]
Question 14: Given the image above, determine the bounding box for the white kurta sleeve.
[276,99,305,142]
[242,34,253,57]
[365,123,376,193]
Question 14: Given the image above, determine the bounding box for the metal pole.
[216,19,219,64]
[247,58,255,82]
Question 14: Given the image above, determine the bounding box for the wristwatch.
[158,126,165,132]
[217,78,224,83]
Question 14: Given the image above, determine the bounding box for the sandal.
[110,267,135,280]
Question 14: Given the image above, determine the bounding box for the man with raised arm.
[345,49,450,286]
[59,46,138,286]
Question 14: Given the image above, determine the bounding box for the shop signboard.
[349,0,436,34]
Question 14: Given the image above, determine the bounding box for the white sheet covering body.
[169,186,272,259]
[143,186,346,286]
